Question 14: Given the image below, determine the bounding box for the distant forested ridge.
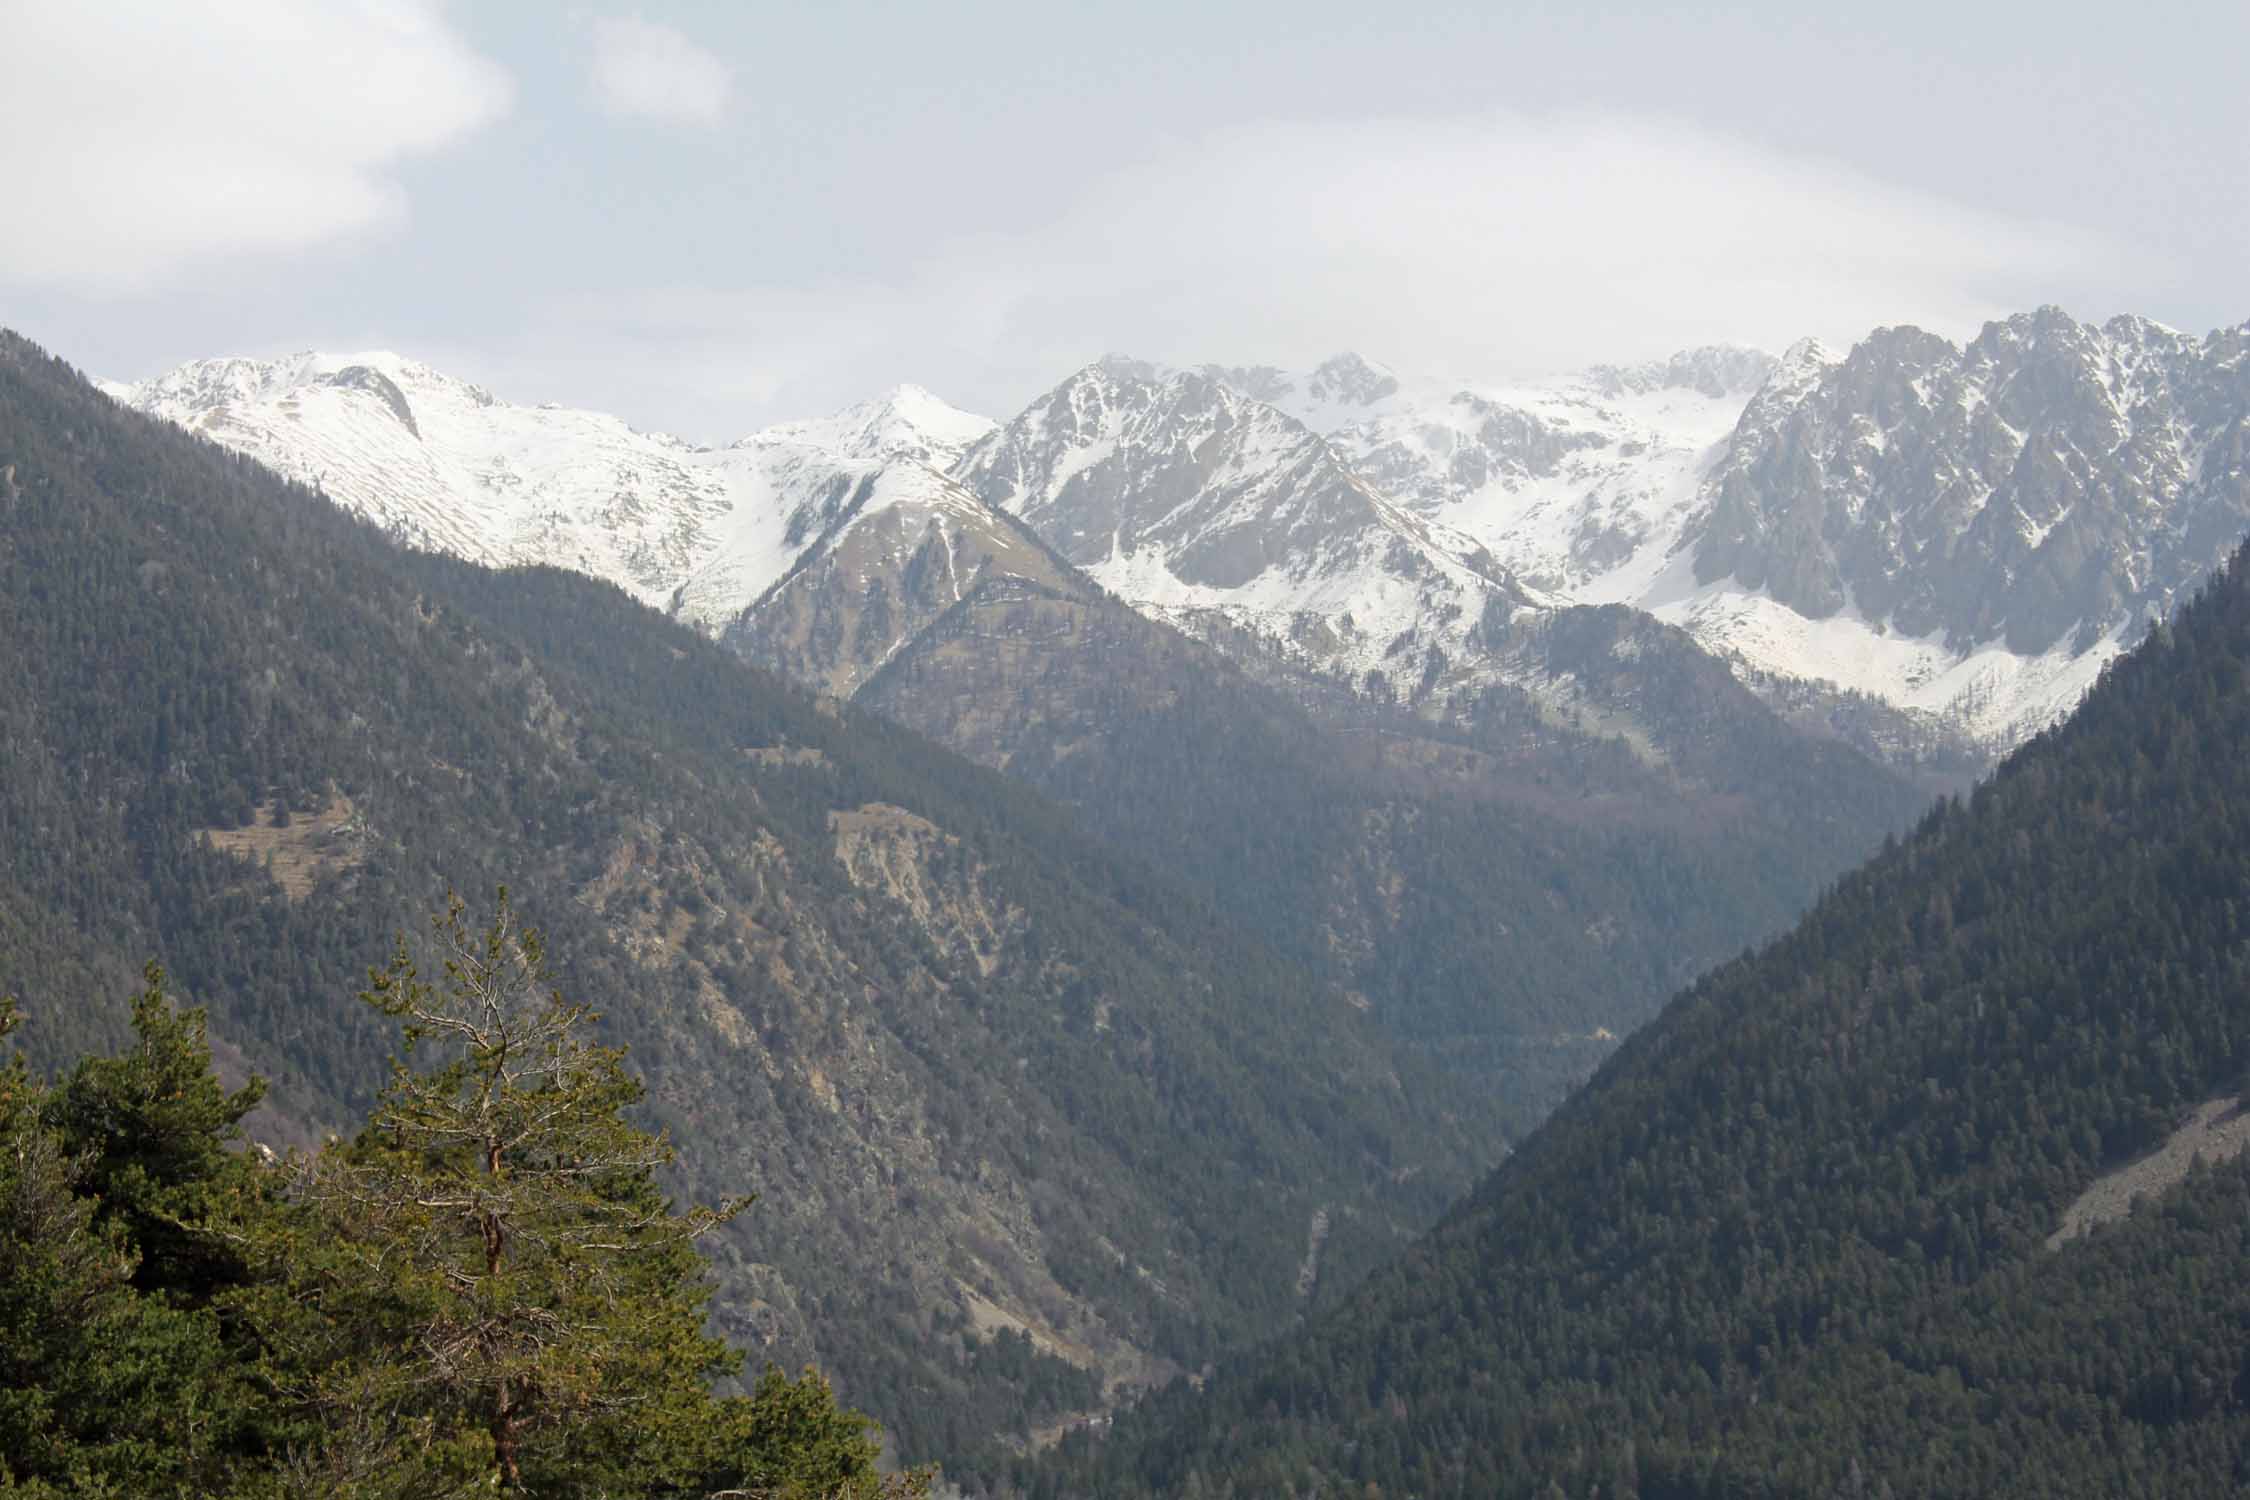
[1047,539,2250,1496]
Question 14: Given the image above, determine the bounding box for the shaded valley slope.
[1055,541,2250,1497]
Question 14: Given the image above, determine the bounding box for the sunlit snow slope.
[104,353,998,637]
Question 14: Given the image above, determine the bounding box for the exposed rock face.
[1197,327,2250,747]
[1587,345,1781,401]
[1199,352,1404,426]
[325,364,419,437]
[1304,351,1403,410]
[953,356,1535,703]
[723,464,1074,698]
[1697,310,2250,656]
[948,352,1899,786]
[1199,348,1765,642]
[958,357,1442,592]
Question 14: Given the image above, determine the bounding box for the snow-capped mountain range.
[103,353,1001,638]
[104,308,2250,754]
[1180,318,2246,745]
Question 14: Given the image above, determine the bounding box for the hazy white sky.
[2,1,2241,439]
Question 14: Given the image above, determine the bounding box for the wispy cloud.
[507,112,2141,438]
[586,15,730,127]
[0,1,510,295]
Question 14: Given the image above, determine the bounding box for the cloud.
[525,111,2142,437]
[586,16,730,127]
[0,2,510,296]
[947,113,2139,389]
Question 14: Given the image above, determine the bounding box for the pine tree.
[1,989,275,1496]
[267,892,927,1496]
[48,962,270,1305]
[4,927,924,1497]
[288,891,755,1494]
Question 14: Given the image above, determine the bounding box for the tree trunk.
[494,1379,521,1488]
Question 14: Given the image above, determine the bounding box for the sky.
[2,0,2243,441]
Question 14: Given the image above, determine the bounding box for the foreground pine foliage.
[0,898,924,1499]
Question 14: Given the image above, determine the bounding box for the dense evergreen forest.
[1040,540,2250,1496]
[0,330,1509,1468]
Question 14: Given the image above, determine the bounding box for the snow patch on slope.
[1626,548,2129,744]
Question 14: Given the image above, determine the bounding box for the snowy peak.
[1748,337,1842,414]
[1198,352,1404,433]
[107,349,1001,643]
[110,311,2250,760]
[110,350,330,414]
[958,356,1390,588]
[1093,351,1166,384]
[1213,349,1763,603]
[116,349,504,431]
[1176,316,2250,752]
[1197,361,1294,407]
[1307,352,1403,409]
[745,383,995,469]
[1696,310,2250,653]
[1069,323,2248,750]
[109,341,1058,708]
[784,457,1039,571]
[955,355,1536,701]
[1662,308,2250,744]
[957,355,1507,596]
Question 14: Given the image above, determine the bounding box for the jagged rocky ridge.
[951,357,1538,707]
[1176,319,2250,749]
[105,308,2250,757]
[1697,312,2250,662]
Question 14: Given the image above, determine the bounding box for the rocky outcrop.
[1697,310,2250,655]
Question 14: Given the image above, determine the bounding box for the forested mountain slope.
[1053,540,2250,1497]
[861,573,1931,1098]
[0,332,1498,1468]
